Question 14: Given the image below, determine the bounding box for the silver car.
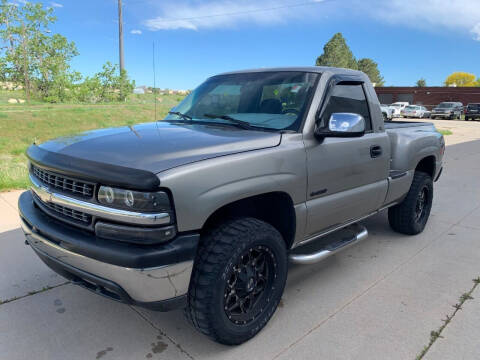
[401,105,431,118]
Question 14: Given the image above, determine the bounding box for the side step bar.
[289,223,368,265]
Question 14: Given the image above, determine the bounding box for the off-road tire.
[388,171,433,235]
[184,217,287,345]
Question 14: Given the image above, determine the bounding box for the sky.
[19,0,480,89]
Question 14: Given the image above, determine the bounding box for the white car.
[380,104,394,121]
[389,102,409,117]
[401,105,431,119]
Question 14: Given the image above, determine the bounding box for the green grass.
[438,129,453,136]
[0,91,183,191]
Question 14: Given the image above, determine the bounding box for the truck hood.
[38,121,281,174]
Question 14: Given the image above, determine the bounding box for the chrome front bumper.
[21,217,193,304]
[19,191,197,310]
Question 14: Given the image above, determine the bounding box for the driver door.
[304,82,389,236]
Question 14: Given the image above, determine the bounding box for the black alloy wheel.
[414,185,429,223]
[224,245,276,325]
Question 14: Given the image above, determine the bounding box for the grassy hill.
[0,91,184,191]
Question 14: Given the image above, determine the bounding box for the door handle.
[370,145,382,158]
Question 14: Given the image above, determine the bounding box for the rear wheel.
[388,171,433,235]
[184,217,287,345]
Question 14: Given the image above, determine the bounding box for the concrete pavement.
[1,123,480,359]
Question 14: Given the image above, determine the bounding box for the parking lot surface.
[1,118,480,360]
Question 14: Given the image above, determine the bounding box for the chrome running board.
[289,223,368,265]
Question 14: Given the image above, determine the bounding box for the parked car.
[401,105,431,118]
[431,102,463,120]
[381,104,394,121]
[19,67,445,345]
[389,102,409,117]
[464,103,480,121]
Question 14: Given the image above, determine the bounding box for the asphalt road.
[1,119,479,360]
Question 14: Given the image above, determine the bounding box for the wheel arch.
[200,191,297,249]
[415,155,436,178]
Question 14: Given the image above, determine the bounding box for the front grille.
[32,165,94,198]
[32,193,92,225]
[44,202,92,224]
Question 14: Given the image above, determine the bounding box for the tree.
[73,62,134,103]
[444,72,477,87]
[0,1,55,100]
[0,0,77,101]
[315,33,385,85]
[95,61,134,102]
[357,58,384,86]
[0,1,134,103]
[315,33,358,70]
[34,33,79,101]
[416,78,427,87]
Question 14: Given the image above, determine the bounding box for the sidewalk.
[0,190,22,232]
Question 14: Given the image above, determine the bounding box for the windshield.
[405,106,417,110]
[438,103,454,108]
[467,104,480,109]
[390,104,402,107]
[164,71,319,131]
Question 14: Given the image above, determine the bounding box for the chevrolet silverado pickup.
[19,67,444,345]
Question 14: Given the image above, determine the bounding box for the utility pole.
[118,0,125,75]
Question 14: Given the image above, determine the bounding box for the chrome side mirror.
[315,113,366,138]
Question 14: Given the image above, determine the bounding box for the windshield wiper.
[168,111,192,121]
[203,113,260,130]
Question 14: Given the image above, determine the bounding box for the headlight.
[98,186,171,212]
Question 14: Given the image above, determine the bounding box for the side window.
[321,84,372,131]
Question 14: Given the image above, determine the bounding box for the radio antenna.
[152,41,157,121]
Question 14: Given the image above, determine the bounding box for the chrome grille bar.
[29,174,170,226]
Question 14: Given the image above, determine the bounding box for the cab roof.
[219,66,364,76]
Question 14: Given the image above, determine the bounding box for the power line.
[145,0,332,23]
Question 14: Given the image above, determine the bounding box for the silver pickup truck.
[19,67,444,345]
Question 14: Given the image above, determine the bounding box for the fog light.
[95,222,177,244]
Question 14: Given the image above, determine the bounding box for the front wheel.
[184,217,287,345]
[388,171,433,235]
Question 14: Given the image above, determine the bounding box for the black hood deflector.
[27,145,160,191]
